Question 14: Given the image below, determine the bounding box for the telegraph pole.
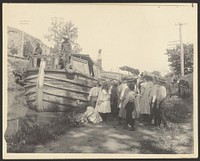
[175,23,187,76]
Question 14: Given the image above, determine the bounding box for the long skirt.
[139,94,150,115]
[111,98,118,116]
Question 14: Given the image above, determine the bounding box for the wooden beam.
[24,84,37,88]
[43,99,79,108]
[44,83,89,95]
[44,75,92,88]
[25,91,36,96]
[43,91,88,102]
[77,72,98,81]
[25,75,38,80]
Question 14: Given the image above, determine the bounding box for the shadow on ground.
[34,116,178,154]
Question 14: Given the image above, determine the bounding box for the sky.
[3,3,197,75]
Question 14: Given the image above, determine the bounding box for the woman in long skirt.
[139,76,153,121]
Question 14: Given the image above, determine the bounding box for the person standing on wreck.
[61,36,72,68]
[33,42,42,67]
[95,82,111,124]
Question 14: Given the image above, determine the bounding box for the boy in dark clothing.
[110,81,119,116]
[34,43,42,67]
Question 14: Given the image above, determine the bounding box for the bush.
[23,41,34,59]
[7,57,29,90]
[8,40,18,55]
[164,96,193,123]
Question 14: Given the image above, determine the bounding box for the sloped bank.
[6,103,88,153]
[7,57,29,90]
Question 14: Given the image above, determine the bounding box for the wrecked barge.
[23,54,100,112]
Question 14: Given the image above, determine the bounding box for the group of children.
[87,75,168,131]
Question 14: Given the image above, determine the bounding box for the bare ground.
[34,116,193,154]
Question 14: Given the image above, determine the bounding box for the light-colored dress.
[95,89,111,113]
[139,81,153,114]
[88,87,100,108]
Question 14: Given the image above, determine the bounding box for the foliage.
[44,17,82,54]
[8,40,18,55]
[23,41,34,59]
[163,96,193,123]
[8,58,29,90]
[151,70,161,77]
[165,43,193,75]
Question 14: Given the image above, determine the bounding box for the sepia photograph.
[2,3,198,159]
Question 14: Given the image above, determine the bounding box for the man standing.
[149,77,160,125]
[61,36,72,68]
[110,80,119,116]
[34,42,42,67]
[118,78,128,124]
[156,78,168,128]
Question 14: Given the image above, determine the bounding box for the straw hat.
[63,35,69,40]
[157,77,166,83]
[112,80,118,85]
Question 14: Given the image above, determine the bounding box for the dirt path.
[34,118,153,153]
[34,116,193,154]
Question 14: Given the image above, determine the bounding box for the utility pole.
[175,23,187,76]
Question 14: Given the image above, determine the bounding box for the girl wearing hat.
[88,81,101,108]
[95,82,111,123]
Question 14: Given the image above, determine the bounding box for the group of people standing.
[88,74,168,131]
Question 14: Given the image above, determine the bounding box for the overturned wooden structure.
[24,54,100,112]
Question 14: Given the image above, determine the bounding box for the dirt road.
[34,116,193,154]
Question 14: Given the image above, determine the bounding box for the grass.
[163,95,193,123]
[142,95,193,154]
[6,104,88,153]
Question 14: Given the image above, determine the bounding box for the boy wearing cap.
[110,80,119,116]
[155,78,168,128]
[34,42,42,67]
[61,36,72,68]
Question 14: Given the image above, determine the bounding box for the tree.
[44,17,82,54]
[8,40,18,55]
[23,41,34,59]
[165,43,193,75]
[151,70,161,77]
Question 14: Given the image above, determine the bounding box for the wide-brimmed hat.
[112,80,118,85]
[157,77,166,83]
